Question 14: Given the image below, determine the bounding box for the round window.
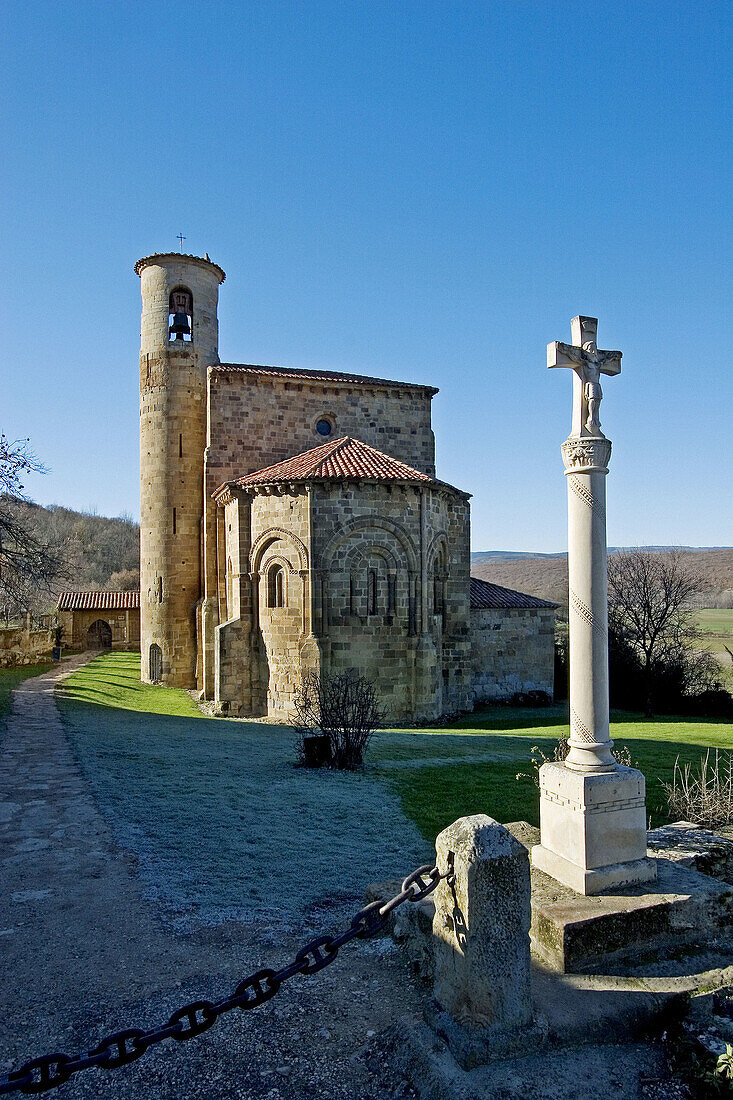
[316,418,333,437]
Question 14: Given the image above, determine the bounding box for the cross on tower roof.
[177,234,186,252]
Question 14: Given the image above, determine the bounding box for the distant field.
[694,609,733,634]
[692,608,733,684]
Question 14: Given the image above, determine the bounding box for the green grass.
[379,704,733,841]
[691,608,733,685]
[53,652,733,850]
[0,663,53,721]
[57,651,204,717]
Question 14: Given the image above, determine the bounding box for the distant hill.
[471,547,733,614]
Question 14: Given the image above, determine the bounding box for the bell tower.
[136,252,226,686]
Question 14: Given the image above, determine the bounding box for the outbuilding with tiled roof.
[469,578,556,704]
[56,590,140,651]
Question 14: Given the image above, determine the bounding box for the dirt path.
[0,660,421,1099]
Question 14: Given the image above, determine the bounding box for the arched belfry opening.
[169,287,193,342]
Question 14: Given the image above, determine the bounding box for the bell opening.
[168,288,193,343]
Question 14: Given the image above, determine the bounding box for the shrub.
[291,670,384,770]
[662,750,733,830]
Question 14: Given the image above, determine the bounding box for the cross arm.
[547,341,623,376]
[547,341,583,369]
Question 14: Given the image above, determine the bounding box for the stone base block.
[532,846,656,895]
[393,1016,667,1100]
[531,857,733,973]
[534,761,653,895]
[424,999,546,1070]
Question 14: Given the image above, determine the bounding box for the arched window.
[349,572,357,615]
[433,576,442,616]
[168,287,193,343]
[387,573,396,613]
[267,564,285,608]
[149,643,162,681]
[367,569,378,616]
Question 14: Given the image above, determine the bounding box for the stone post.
[428,815,538,1069]
[532,317,656,895]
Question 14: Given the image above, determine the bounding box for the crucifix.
[548,316,621,438]
[177,234,186,253]
[532,316,655,894]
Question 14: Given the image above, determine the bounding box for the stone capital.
[561,436,612,474]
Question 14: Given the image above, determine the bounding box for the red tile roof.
[57,591,140,611]
[211,363,437,395]
[469,578,557,611]
[223,437,435,490]
[134,253,225,282]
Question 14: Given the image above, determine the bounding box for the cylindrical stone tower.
[136,252,226,686]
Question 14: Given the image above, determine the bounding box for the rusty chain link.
[0,862,452,1095]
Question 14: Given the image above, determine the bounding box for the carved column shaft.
[562,437,614,771]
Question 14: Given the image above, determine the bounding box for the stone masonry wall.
[470,607,555,702]
[250,491,310,715]
[201,372,437,692]
[311,482,471,721]
[138,255,224,689]
[57,609,140,650]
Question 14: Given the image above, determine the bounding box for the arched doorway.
[149,643,162,681]
[87,619,112,649]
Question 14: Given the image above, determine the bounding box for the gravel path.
[0,660,425,1099]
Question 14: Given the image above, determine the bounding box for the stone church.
[136,251,554,721]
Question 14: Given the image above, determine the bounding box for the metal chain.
[0,862,452,1095]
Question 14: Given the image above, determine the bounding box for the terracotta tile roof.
[57,591,140,611]
[224,437,435,490]
[211,363,437,395]
[469,578,557,611]
[134,253,225,282]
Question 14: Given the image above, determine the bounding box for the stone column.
[532,316,656,895]
[563,433,614,769]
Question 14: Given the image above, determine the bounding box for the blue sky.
[2,0,731,551]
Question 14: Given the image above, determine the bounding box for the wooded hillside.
[1,498,139,614]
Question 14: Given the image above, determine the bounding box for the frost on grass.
[58,704,429,929]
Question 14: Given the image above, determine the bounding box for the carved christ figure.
[581,349,603,435]
[547,318,622,439]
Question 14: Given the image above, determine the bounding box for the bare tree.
[0,435,67,615]
[291,670,384,770]
[607,549,708,717]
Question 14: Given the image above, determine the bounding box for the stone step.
[531,856,733,973]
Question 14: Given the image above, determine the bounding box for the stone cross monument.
[532,317,656,894]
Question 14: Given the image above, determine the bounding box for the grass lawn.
[0,663,53,722]
[380,704,733,840]
[54,652,733,903]
[57,651,203,717]
[56,668,426,926]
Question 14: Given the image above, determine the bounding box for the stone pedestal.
[532,762,656,895]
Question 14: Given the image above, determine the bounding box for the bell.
[169,312,191,340]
